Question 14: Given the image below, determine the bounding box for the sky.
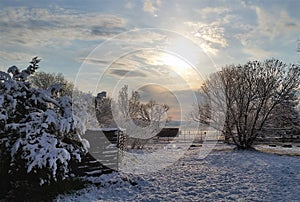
[1,0,300,120]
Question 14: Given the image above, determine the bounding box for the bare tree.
[139,100,169,130]
[193,59,300,149]
[192,72,227,129]
[267,94,299,129]
[29,71,74,96]
[116,85,169,149]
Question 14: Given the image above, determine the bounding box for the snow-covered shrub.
[72,90,100,129]
[0,57,88,186]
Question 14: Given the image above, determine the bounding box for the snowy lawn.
[56,146,300,202]
[255,144,300,156]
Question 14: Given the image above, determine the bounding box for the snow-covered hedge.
[0,58,89,186]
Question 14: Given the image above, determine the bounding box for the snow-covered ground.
[56,145,300,201]
[255,144,300,156]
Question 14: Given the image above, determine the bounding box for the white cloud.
[0,7,127,48]
[0,50,36,62]
[143,0,161,14]
[125,1,135,9]
[255,7,300,39]
[243,47,272,60]
[234,26,255,46]
[232,5,300,59]
[184,21,228,55]
[77,57,111,66]
[198,7,230,19]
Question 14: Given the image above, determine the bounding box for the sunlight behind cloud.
[159,54,190,76]
[156,53,202,91]
[166,37,200,66]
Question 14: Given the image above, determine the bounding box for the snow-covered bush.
[0,57,88,186]
[72,90,100,129]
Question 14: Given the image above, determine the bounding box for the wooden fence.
[72,128,125,177]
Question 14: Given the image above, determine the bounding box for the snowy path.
[56,148,300,201]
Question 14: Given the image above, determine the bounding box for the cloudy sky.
[1,0,300,120]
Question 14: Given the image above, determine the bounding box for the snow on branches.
[0,58,88,186]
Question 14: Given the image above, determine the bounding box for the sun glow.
[156,51,202,90]
[160,53,190,74]
[156,37,205,82]
[167,37,200,65]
